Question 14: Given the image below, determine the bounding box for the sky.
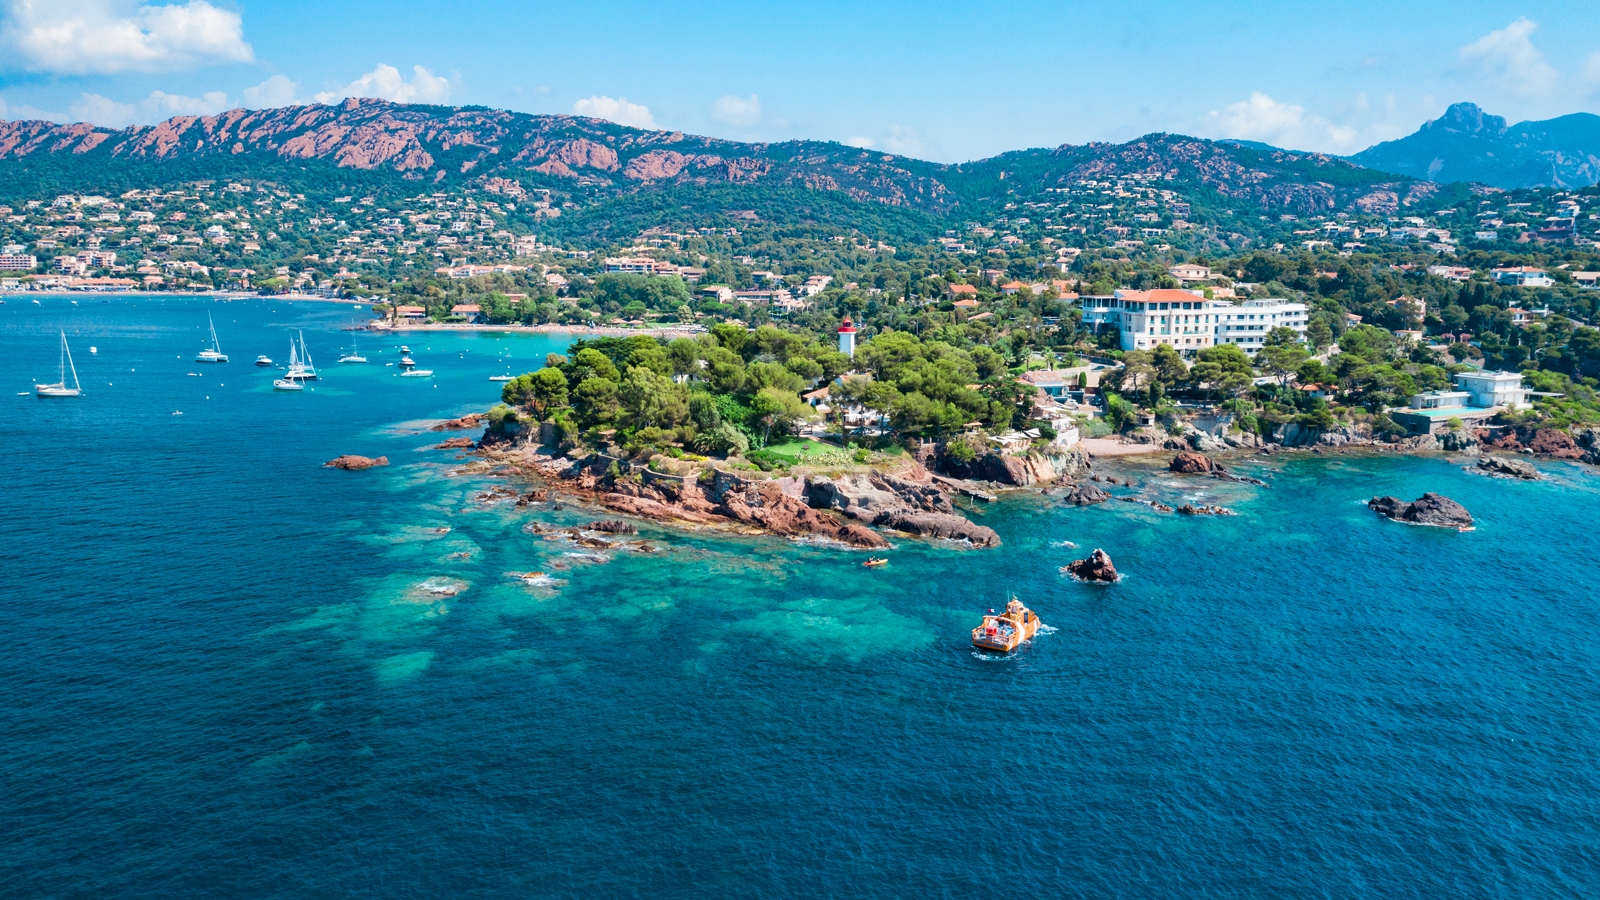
[3,1,1600,163]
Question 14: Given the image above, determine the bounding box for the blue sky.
[3,1,1600,162]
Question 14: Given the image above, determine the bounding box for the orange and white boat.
[971,597,1041,652]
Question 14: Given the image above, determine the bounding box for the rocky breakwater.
[1062,549,1119,583]
[324,455,388,470]
[1367,492,1474,529]
[1168,451,1267,486]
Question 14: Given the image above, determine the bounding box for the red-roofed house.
[947,283,979,299]
[450,303,483,323]
[1000,281,1023,295]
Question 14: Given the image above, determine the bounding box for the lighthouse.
[837,317,857,358]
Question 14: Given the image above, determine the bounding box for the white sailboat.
[338,335,367,363]
[36,331,83,397]
[296,331,318,379]
[196,313,229,362]
[274,337,306,390]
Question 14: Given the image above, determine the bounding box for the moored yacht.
[36,331,84,398]
[338,336,367,363]
[295,331,317,379]
[195,313,229,363]
[255,355,273,366]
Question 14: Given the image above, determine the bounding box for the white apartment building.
[1214,299,1309,353]
[1077,290,1308,356]
[1113,289,1231,353]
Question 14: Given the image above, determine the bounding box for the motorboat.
[195,313,228,362]
[971,597,1041,653]
[489,374,514,382]
[398,355,416,368]
[255,355,273,366]
[36,331,83,398]
[400,369,434,378]
[272,377,305,391]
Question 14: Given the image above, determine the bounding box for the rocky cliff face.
[938,447,1087,486]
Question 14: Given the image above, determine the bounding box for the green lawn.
[762,439,844,464]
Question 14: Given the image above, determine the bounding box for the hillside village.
[6,133,1600,465]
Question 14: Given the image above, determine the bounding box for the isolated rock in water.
[1367,492,1473,528]
[586,519,637,534]
[1169,451,1217,474]
[431,413,484,432]
[434,436,476,450]
[1475,456,1540,480]
[325,455,388,470]
[1065,548,1119,583]
[1063,482,1111,505]
[873,511,1001,547]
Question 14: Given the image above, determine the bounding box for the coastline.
[368,320,705,338]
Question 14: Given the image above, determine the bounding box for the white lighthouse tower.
[837,317,857,358]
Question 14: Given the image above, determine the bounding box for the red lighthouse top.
[837,317,857,333]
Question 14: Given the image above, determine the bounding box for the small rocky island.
[1063,548,1119,583]
[1367,492,1474,529]
[1473,456,1542,480]
[325,455,388,470]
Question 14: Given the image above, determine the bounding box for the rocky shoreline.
[459,440,1025,549]
[413,405,1589,549]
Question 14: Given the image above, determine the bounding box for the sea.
[3,295,1598,898]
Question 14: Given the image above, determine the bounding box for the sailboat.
[338,335,367,363]
[296,331,317,379]
[195,313,229,363]
[36,331,83,397]
[274,337,306,391]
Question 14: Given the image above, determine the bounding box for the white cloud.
[1198,92,1357,152]
[1459,18,1559,98]
[0,94,63,120]
[881,124,923,156]
[2,0,253,75]
[843,126,925,156]
[242,74,297,108]
[1584,51,1600,91]
[572,95,655,129]
[67,87,229,127]
[710,93,760,127]
[313,64,451,105]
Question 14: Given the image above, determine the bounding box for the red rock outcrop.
[325,455,389,470]
[1169,451,1216,473]
[434,437,476,450]
[431,413,484,431]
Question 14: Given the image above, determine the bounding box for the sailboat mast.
[63,333,79,390]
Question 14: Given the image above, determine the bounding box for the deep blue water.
[3,297,1599,898]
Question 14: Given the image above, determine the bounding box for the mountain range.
[0,98,1452,243]
[1350,102,1600,190]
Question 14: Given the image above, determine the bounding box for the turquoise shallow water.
[4,297,1600,898]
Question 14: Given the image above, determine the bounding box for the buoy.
[89,347,97,354]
